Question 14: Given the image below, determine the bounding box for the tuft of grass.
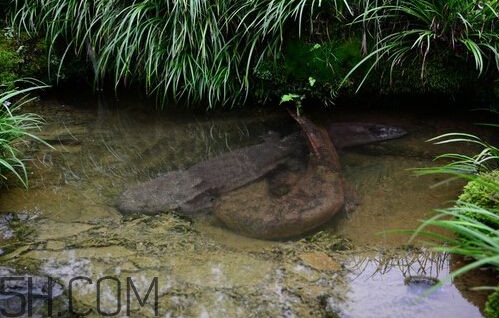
[414,129,499,179]
[10,0,358,108]
[409,201,499,282]
[343,0,499,92]
[0,80,49,188]
[410,128,499,305]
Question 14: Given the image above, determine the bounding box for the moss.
[485,287,499,318]
[459,170,499,210]
[0,27,49,89]
[458,170,499,228]
[0,30,24,88]
[0,26,93,90]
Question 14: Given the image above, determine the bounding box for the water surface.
[0,92,496,317]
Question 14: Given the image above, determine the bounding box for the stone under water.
[215,111,344,239]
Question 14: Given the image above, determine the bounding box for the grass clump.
[7,0,499,107]
[344,0,499,93]
[0,82,49,188]
[11,0,347,107]
[412,128,499,315]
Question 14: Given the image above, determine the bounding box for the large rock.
[214,112,344,239]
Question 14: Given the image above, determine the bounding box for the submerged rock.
[0,213,32,256]
[299,251,342,272]
[404,275,440,287]
[215,112,344,239]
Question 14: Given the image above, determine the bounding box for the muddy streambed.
[0,92,496,317]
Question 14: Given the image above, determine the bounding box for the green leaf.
[310,43,321,51]
[308,77,316,87]
[279,93,301,104]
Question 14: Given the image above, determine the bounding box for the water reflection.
[344,250,483,318]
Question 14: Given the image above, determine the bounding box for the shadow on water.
[0,91,496,317]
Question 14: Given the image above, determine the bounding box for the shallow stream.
[0,92,497,317]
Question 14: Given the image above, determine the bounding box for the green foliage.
[411,127,499,305]
[0,42,22,86]
[485,287,499,318]
[280,93,304,116]
[11,0,356,108]
[411,201,499,279]
[345,0,499,92]
[415,128,499,230]
[0,27,49,88]
[10,0,498,106]
[459,170,499,211]
[255,36,363,106]
[0,81,49,188]
[416,130,499,176]
[364,53,476,95]
[284,40,360,83]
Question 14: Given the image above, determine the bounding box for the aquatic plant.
[412,128,499,246]
[10,0,359,107]
[0,81,49,188]
[344,0,499,92]
[410,197,499,315]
